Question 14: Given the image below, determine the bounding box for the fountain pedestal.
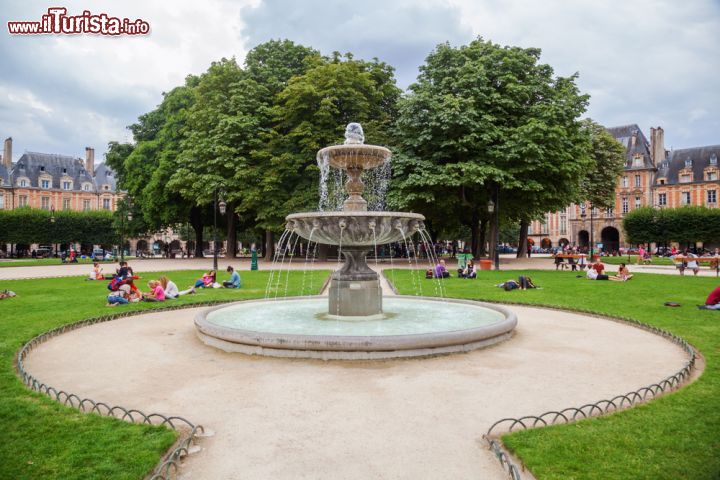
[328,248,382,317]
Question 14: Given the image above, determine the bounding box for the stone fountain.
[195,123,517,360]
[286,123,424,317]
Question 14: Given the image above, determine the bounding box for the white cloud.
[0,0,718,164]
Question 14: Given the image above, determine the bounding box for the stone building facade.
[0,137,187,256]
[528,125,720,251]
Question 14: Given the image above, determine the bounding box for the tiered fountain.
[195,123,517,360]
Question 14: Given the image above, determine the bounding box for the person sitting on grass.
[193,271,216,289]
[143,280,165,302]
[223,266,242,288]
[88,262,103,281]
[107,284,131,307]
[434,259,450,278]
[461,260,476,279]
[610,263,633,282]
[159,276,194,298]
[699,285,720,310]
[592,259,605,275]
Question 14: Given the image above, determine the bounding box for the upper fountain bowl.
[317,144,391,171]
[286,211,425,246]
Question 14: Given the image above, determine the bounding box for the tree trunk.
[264,229,274,262]
[190,206,204,258]
[517,219,529,258]
[479,219,488,256]
[226,211,237,259]
[470,210,480,258]
[487,219,497,262]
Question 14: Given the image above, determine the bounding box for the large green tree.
[390,38,591,260]
[107,77,209,257]
[256,53,401,258]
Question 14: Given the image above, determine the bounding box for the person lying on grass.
[0,289,17,300]
[496,275,536,290]
[698,285,720,310]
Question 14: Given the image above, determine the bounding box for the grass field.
[390,269,720,479]
[0,269,327,480]
[601,255,675,266]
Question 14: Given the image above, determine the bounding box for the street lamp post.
[213,188,227,272]
[487,187,500,270]
[580,203,595,261]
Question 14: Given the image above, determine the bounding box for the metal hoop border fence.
[15,300,236,480]
[479,302,698,480]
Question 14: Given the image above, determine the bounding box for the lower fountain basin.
[195,296,517,360]
[285,211,426,246]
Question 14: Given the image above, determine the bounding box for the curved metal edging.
[15,300,236,480]
[477,301,698,480]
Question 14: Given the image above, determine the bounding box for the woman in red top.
[703,286,720,310]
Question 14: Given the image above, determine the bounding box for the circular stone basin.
[195,296,517,360]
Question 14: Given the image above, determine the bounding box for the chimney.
[650,126,665,166]
[85,147,95,175]
[3,137,11,168]
[630,129,638,148]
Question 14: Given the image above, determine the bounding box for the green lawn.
[390,269,720,479]
[0,269,328,480]
[0,257,139,268]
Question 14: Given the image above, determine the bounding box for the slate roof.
[0,164,9,187]
[657,145,720,185]
[5,151,116,192]
[606,124,655,170]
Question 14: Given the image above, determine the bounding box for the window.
[62,181,71,190]
[711,154,718,165]
[83,183,91,191]
[83,199,91,211]
[605,207,614,217]
[528,223,533,235]
[104,185,110,191]
[635,196,641,209]
[102,198,111,210]
[658,179,665,185]
[41,179,50,189]
[0,194,4,209]
[658,193,667,206]
[580,203,587,217]
[707,171,718,181]
[621,176,628,188]
[680,174,691,183]
[685,158,693,168]
[634,175,641,187]
[682,192,691,205]
[591,207,598,216]
[19,179,27,187]
[41,197,50,210]
[633,155,643,167]
[708,190,717,204]
[559,215,567,235]
[19,195,28,207]
[622,197,629,214]
[63,198,71,210]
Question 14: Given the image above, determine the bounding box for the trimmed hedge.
[0,207,115,246]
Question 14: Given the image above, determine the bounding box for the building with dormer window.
[528,125,720,251]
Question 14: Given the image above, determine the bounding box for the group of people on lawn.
[103,262,241,307]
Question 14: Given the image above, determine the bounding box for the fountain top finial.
[344,122,364,145]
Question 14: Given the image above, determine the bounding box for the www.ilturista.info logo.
[7,8,150,35]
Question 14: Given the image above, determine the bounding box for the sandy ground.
[25,304,688,479]
[2,254,716,280]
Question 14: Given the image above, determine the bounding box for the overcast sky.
[1,0,718,164]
